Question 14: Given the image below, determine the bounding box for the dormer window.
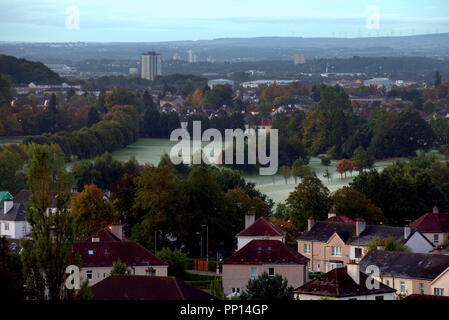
[88,250,94,255]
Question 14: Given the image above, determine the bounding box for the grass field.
[0,137,23,145]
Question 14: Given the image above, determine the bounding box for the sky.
[0,0,448,42]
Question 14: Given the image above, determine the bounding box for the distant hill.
[0,54,62,84]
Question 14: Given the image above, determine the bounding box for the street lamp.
[196,231,203,259]
[202,225,209,263]
[154,230,162,253]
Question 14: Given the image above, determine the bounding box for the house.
[72,225,168,286]
[294,260,396,300]
[0,198,31,239]
[159,95,184,109]
[359,250,449,297]
[236,211,286,250]
[13,190,75,214]
[258,118,272,132]
[407,206,449,246]
[91,275,215,300]
[222,239,309,297]
[297,217,434,273]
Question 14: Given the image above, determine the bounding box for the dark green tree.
[241,272,294,300]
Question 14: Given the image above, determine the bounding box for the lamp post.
[154,230,161,253]
[202,225,209,263]
[196,231,203,259]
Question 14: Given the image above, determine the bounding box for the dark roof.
[237,218,285,237]
[348,225,409,246]
[13,190,74,208]
[91,275,215,300]
[408,212,449,233]
[0,203,27,221]
[359,250,449,281]
[72,241,167,268]
[223,239,309,265]
[294,267,396,298]
[297,221,355,243]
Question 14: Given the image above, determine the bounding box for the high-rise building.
[294,53,306,65]
[140,51,162,80]
[187,50,195,63]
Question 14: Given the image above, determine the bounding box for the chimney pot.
[245,211,256,229]
[433,206,439,214]
[110,224,123,241]
[404,226,412,240]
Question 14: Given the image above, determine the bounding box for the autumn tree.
[71,184,117,241]
[279,166,291,184]
[332,187,386,224]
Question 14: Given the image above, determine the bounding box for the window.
[304,244,311,254]
[434,288,444,296]
[232,288,240,294]
[433,234,439,244]
[250,267,257,280]
[4,222,9,231]
[419,283,424,295]
[103,273,106,278]
[331,246,342,257]
[386,280,390,287]
[268,268,275,277]
[354,248,363,259]
[146,268,156,276]
[86,271,92,280]
[400,281,406,294]
[88,250,94,255]
[316,263,320,271]
[330,263,343,270]
[375,296,384,300]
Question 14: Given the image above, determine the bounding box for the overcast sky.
[0,0,448,42]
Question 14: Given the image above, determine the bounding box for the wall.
[423,233,449,246]
[405,232,434,253]
[431,268,449,296]
[222,264,306,296]
[81,265,168,286]
[294,292,396,300]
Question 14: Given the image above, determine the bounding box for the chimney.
[433,206,439,214]
[355,218,366,237]
[347,260,360,285]
[404,226,412,240]
[328,209,336,219]
[245,210,256,229]
[307,217,316,231]
[110,224,123,241]
[4,199,13,214]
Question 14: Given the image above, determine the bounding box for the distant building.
[364,78,393,92]
[140,51,162,81]
[173,53,181,60]
[187,50,197,63]
[207,79,234,89]
[129,68,138,75]
[294,54,306,65]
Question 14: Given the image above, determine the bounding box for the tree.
[435,71,442,88]
[240,272,294,300]
[0,236,24,300]
[71,184,117,241]
[323,168,332,182]
[366,237,409,252]
[321,157,331,166]
[209,277,225,300]
[156,247,190,278]
[111,258,129,275]
[286,175,332,230]
[336,159,353,178]
[86,107,100,127]
[332,187,386,224]
[352,146,370,172]
[0,148,26,194]
[279,166,291,184]
[20,144,76,300]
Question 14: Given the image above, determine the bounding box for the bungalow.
[72,225,168,286]
[297,217,434,273]
[407,206,449,246]
[359,250,449,297]
[222,239,309,297]
[294,260,396,300]
[91,275,215,300]
[236,211,286,250]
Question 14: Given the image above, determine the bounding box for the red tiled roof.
[294,267,395,298]
[91,275,215,300]
[326,216,356,224]
[72,241,167,268]
[223,239,309,265]
[260,118,272,126]
[84,228,123,242]
[237,217,285,237]
[408,212,449,233]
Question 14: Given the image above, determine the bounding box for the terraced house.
[297,213,434,273]
[359,250,449,297]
